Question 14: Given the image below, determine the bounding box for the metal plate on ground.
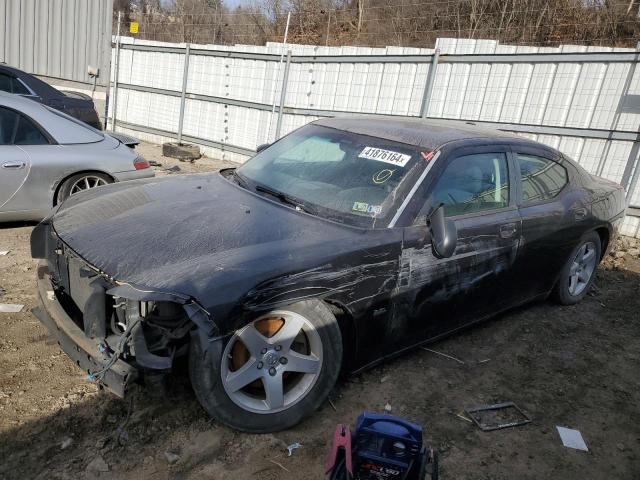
[465,401,531,431]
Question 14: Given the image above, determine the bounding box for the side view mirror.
[428,204,457,258]
[256,143,270,153]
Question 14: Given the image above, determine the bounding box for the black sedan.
[0,63,102,129]
[31,117,626,433]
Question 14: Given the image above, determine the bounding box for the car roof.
[0,63,22,76]
[313,116,531,151]
[0,91,103,144]
[0,90,47,116]
[0,63,63,99]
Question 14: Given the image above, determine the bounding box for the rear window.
[42,105,103,144]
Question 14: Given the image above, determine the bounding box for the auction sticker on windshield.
[359,147,411,167]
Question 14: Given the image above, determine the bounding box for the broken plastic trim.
[107,284,191,303]
[183,302,223,353]
[106,283,221,355]
[126,300,174,370]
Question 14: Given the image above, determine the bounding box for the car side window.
[0,73,29,95]
[517,154,568,205]
[0,107,19,145]
[11,78,30,95]
[416,152,509,221]
[0,73,12,93]
[14,115,48,145]
[0,107,48,145]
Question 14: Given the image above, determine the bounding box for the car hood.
[51,172,371,304]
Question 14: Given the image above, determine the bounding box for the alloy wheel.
[568,241,597,296]
[69,175,109,195]
[220,311,323,414]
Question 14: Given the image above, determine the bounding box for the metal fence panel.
[0,0,113,86]
[109,36,640,237]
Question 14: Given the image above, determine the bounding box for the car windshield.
[236,124,424,227]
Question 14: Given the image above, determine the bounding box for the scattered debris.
[384,403,392,413]
[420,347,466,365]
[0,287,5,297]
[603,235,640,269]
[556,426,588,451]
[465,402,531,431]
[162,141,201,161]
[164,451,180,464]
[0,304,24,313]
[0,250,9,256]
[148,160,162,167]
[380,375,389,383]
[46,290,55,301]
[269,459,290,472]
[164,165,181,173]
[456,412,473,423]
[478,359,491,364]
[328,398,337,412]
[60,437,73,450]
[286,442,302,456]
[113,394,134,446]
[86,456,109,474]
[115,427,129,446]
[143,456,157,474]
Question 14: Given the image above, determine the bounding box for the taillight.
[133,156,150,170]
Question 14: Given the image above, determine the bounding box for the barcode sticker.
[358,147,411,167]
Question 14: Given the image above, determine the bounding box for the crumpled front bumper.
[33,262,137,397]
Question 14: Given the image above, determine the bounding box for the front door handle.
[499,222,517,239]
[2,161,26,169]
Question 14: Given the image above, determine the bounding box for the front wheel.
[551,231,601,305]
[189,300,342,433]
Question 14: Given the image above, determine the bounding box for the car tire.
[551,231,601,305]
[56,172,113,204]
[189,299,342,433]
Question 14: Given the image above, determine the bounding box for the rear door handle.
[2,161,26,169]
[499,222,518,239]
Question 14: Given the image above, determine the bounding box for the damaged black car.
[31,117,626,433]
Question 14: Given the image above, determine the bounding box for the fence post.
[111,37,121,131]
[420,48,440,118]
[177,43,191,145]
[109,11,122,131]
[275,50,292,140]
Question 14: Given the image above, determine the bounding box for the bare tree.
[120,0,640,48]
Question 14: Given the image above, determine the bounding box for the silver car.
[0,92,154,222]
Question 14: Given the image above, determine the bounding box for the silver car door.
[0,145,30,211]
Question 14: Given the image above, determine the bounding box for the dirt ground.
[1,143,640,480]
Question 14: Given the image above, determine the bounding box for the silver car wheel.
[221,310,323,414]
[568,241,597,296]
[69,175,109,195]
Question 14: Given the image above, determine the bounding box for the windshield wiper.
[231,169,250,189]
[255,184,311,213]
